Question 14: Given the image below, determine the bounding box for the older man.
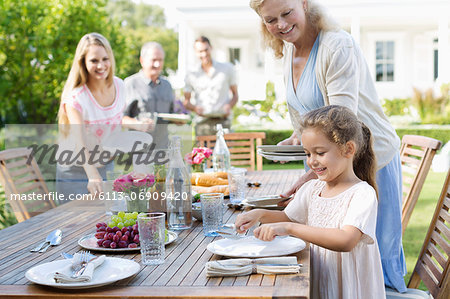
[183,36,239,136]
[123,42,175,149]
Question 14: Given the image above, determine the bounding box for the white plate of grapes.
[78,211,178,252]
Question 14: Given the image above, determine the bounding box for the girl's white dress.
[284,180,386,299]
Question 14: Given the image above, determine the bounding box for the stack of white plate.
[242,195,292,210]
[257,145,306,161]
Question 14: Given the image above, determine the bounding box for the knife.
[30,229,62,252]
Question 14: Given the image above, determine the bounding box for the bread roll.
[191,173,228,186]
[212,172,228,179]
[192,185,229,196]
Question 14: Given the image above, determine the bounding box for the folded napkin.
[205,256,300,277]
[54,254,106,283]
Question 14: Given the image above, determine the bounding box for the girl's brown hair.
[299,105,378,197]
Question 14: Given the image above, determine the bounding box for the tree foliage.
[106,1,178,77]
[0,0,178,125]
[106,0,166,28]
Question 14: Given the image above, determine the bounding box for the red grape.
[115,231,123,238]
[102,240,111,248]
[121,227,128,234]
[118,240,128,248]
[113,234,120,243]
[133,234,139,244]
[97,239,104,246]
[121,235,128,242]
[110,241,117,249]
[95,232,106,239]
[128,243,137,248]
[106,226,113,233]
[96,223,103,228]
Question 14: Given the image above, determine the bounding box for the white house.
[170,0,450,102]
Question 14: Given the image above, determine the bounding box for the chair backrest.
[196,132,266,171]
[0,147,56,222]
[400,135,442,235]
[408,170,450,299]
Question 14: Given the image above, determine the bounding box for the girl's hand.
[278,170,318,206]
[235,210,263,233]
[254,223,289,241]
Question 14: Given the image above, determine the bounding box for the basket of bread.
[191,172,229,196]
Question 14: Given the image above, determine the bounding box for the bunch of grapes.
[107,211,138,229]
[95,211,140,249]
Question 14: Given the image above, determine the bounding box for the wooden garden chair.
[0,147,56,222]
[196,132,266,171]
[400,135,442,235]
[387,170,450,298]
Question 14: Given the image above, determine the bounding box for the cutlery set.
[30,229,62,253]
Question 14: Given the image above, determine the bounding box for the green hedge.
[395,128,449,144]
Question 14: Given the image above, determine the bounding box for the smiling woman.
[56,33,126,199]
[249,0,407,294]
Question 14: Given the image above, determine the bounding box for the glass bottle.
[212,124,231,172]
[165,136,192,230]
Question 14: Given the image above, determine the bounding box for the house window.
[229,48,240,65]
[375,41,394,82]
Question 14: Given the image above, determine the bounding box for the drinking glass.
[137,212,166,265]
[201,193,224,237]
[227,168,247,204]
[103,170,126,215]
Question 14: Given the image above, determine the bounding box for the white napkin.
[54,254,106,283]
[205,256,300,277]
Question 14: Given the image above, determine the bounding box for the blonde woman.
[250,0,406,293]
[57,33,126,198]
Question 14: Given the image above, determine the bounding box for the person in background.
[183,36,239,136]
[249,0,406,292]
[236,105,385,299]
[57,32,126,197]
[122,42,176,149]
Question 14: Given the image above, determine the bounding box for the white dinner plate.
[78,231,178,252]
[257,145,304,153]
[25,257,140,289]
[157,113,190,123]
[102,131,153,153]
[207,236,306,258]
[258,151,307,161]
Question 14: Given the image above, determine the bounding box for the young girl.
[56,33,126,198]
[235,105,385,298]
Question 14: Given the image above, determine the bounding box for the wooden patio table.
[0,169,309,298]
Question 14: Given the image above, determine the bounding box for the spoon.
[39,234,62,253]
[31,229,62,252]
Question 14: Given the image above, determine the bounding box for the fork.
[71,250,90,278]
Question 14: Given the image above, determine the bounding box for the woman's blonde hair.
[58,32,115,126]
[249,0,339,58]
[299,105,378,197]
